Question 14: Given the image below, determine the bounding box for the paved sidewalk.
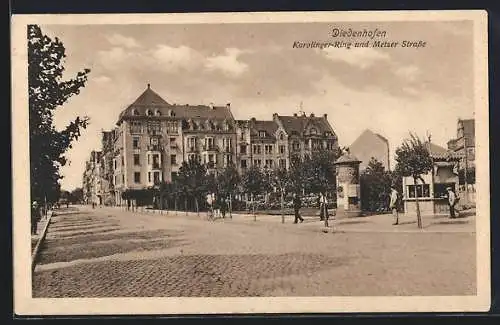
[31,210,53,253]
[99,205,475,234]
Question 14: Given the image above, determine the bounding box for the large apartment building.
[82,150,103,205]
[83,84,339,206]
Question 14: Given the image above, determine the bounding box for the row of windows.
[133,153,173,166]
[251,144,287,155]
[255,130,333,139]
[407,183,457,199]
[130,121,178,134]
[132,108,176,117]
[186,137,232,148]
[133,171,162,184]
[407,184,431,198]
[240,159,287,169]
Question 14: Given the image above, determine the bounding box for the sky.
[39,20,475,191]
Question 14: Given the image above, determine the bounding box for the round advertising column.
[335,153,362,218]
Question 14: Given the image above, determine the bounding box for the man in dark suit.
[293,193,304,224]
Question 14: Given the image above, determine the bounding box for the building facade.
[402,142,461,216]
[82,150,103,205]
[100,130,115,206]
[274,112,338,163]
[447,118,475,200]
[349,129,390,171]
[84,84,339,206]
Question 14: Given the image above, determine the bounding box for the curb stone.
[31,210,54,273]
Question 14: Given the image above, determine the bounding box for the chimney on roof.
[226,103,231,109]
[293,113,298,117]
[209,102,214,109]
[147,83,151,89]
[310,113,315,117]
[323,113,328,119]
[251,117,256,122]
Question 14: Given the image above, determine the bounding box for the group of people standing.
[292,192,332,224]
[206,193,229,219]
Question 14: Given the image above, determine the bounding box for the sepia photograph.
[11,10,489,315]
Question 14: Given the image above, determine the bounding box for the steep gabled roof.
[172,104,233,120]
[425,142,462,160]
[117,85,234,124]
[249,120,278,138]
[130,85,170,107]
[277,114,335,136]
[350,129,389,149]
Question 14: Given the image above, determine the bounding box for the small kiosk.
[402,143,462,216]
[335,152,362,217]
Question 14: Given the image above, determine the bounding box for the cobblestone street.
[32,206,477,297]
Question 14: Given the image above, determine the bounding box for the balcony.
[187,146,198,153]
[147,144,162,152]
[151,162,161,170]
[202,145,218,152]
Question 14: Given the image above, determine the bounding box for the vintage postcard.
[11,10,490,315]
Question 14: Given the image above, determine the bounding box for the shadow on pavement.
[38,229,186,265]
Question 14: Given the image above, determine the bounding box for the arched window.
[132,109,140,116]
[146,109,153,116]
[155,110,161,116]
[168,109,175,117]
[278,132,285,140]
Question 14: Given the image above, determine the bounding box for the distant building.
[273,112,338,164]
[83,84,339,207]
[82,150,102,205]
[402,142,461,216]
[349,129,390,171]
[447,119,475,181]
[235,112,339,174]
[100,130,115,206]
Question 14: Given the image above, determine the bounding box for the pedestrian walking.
[220,197,228,219]
[31,201,41,235]
[447,187,458,218]
[389,186,400,225]
[293,193,304,224]
[206,193,214,220]
[213,193,221,219]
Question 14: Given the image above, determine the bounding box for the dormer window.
[146,109,153,116]
[259,131,266,138]
[168,109,175,117]
[155,110,161,116]
[132,109,140,116]
[278,132,285,140]
[205,120,212,130]
[310,128,318,135]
